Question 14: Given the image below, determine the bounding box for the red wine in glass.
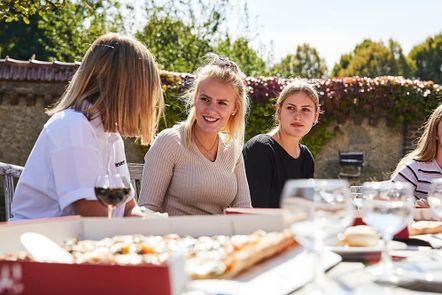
[94,174,131,218]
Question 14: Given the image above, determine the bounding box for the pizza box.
[0,214,341,295]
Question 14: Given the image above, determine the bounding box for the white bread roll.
[342,225,379,247]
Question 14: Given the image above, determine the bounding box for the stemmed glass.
[94,174,131,219]
[361,181,414,281]
[428,178,442,218]
[281,179,354,294]
[350,185,364,211]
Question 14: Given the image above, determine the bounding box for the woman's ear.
[314,107,320,125]
[275,104,281,121]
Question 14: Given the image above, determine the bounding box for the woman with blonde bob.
[243,80,320,208]
[11,33,163,220]
[392,104,442,207]
[138,54,252,215]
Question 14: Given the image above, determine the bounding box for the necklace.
[194,133,219,158]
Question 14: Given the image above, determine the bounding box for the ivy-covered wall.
[159,74,442,156]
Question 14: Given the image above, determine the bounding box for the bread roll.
[409,221,442,236]
[342,225,379,247]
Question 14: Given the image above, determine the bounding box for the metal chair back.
[0,162,24,220]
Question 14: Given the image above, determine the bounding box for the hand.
[415,198,430,208]
[131,206,168,218]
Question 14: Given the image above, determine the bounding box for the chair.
[128,162,144,200]
[0,162,24,220]
[0,161,143,220]
[338,152,364,178]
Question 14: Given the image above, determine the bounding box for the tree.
[0,0,124,61]
[136,15,212,73]
[270,43,327,79]
[331,39,414,78]
[0,0,64,23]
[214,36,266,77]
[135,0,231,73]
[409,34,442,84]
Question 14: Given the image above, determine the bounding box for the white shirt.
[11,108,133,220]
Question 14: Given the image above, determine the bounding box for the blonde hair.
[47,33,163,145]
[392,104,442,176]
[182,54,248,148]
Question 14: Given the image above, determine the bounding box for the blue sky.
[130,0,442,69]
[230,0,442,68]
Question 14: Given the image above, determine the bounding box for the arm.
[138,131,176,212]
[391,163,419,198]
[242,140,273,208]
[230,154,252,208]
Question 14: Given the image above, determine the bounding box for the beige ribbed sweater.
[138,123,252,216]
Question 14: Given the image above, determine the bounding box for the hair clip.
[92,43,115,49]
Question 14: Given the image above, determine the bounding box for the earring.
[231,112,236,116]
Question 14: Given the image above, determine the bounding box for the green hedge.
[149,73,442,155]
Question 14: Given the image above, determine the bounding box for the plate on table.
[394,261,442,293]
[327,240,407,254]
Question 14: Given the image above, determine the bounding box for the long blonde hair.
[183,54,248,148]
[47,33,163,145]
[393,104,442,176]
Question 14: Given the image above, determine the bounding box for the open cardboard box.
[0,214,340,295]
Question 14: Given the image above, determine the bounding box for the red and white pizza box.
[0,214,340,295]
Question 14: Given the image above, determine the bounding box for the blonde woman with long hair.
[11,33,163,220]
[138,54,251,215]
[243,80,320,208]
[392,104,442,207]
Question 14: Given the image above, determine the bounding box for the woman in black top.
[243,80,320,208]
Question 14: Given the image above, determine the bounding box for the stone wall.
[0,81,145,166]
[314,119,403,183]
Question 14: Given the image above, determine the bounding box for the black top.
[243,134,315,208]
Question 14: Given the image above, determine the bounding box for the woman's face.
[194,78,238,136]
[277,92,319,140]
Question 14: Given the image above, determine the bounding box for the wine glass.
[361,181,414,281]
[350,185,364,210]
[94,174,131,219]
[428,178,442,218]
[281,179,354,294]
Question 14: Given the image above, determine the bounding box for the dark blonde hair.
[183,54,248,148]
[393,104,442,176]
[47,33,163,145]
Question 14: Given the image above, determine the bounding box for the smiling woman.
[243,80,320,208]
[138,53,252,216]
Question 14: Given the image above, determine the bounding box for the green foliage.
[136,15,212,73]
[331,39,414,78]
[215,36,267,77]
[409,33,442,84]
[0,0,124,61]
[135,0,230,73]
[270,43,328,79]
[0,0,64,23]
[245,99,276,141]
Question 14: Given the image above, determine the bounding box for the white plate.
[396,261,442,283]
[327,240,407,254]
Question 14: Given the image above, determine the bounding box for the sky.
[228,0,442,69]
